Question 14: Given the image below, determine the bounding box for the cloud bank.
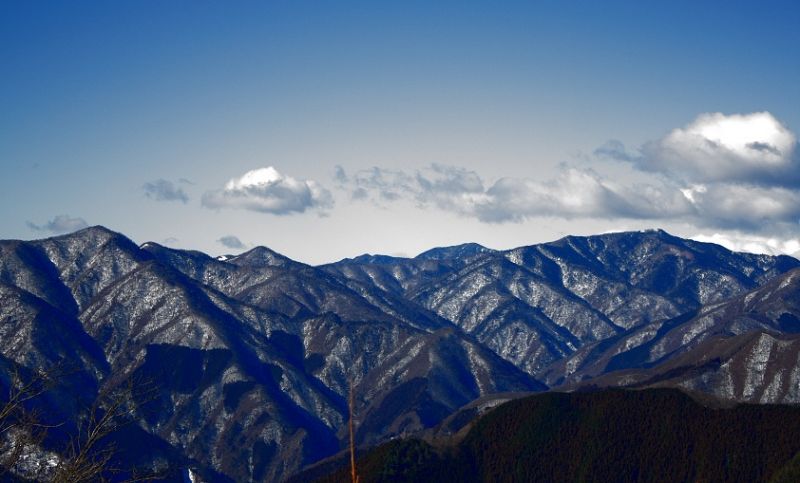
[202,167,333,215]
[338,112,800,253]
[27,215,89,234]
[639,112,798,186]
[143,179,190,203]
[336,164,693,224]
[692,233,800,258]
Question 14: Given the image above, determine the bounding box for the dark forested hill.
[308,388,800,483]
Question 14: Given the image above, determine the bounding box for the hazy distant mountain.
[2,226,800,481]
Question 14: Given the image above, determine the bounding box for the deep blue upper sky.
[2,1,799,263]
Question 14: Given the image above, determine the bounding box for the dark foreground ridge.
[305,388,800,483]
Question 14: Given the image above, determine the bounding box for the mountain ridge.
[3,225,800,481]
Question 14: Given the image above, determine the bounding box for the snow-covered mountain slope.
[2,226,799,481]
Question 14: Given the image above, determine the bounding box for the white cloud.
[691,233,800,258]
[26,215,89,234]
[340,156,800,235]
[639,112,798,186]
[411,164,487,213]
[202,167,333,215]
[682,183,800,229]
[592,111,800,235]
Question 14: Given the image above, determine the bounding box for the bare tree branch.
[0,362,67,478]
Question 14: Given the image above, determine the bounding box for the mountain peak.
[50,224,120,241]
[40,225,142,257]
[558,228,676,244]
[340,253,407,265]
[415,242,494,261]
[227,245,298,268]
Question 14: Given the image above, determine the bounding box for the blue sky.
[2,1,800,263]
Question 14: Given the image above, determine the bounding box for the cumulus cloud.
[681,183,800,230]
[605,112,798,186]
[26,215,89,234]
[143,179,189,203]
[202,167,333,215]
[591,111,800,235]
[217,235,246,249]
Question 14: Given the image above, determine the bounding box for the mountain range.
[2,226,800,481]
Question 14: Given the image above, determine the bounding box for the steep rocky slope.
[0,227,540,481]
[550,268,800,402]
[329,229,799,378]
